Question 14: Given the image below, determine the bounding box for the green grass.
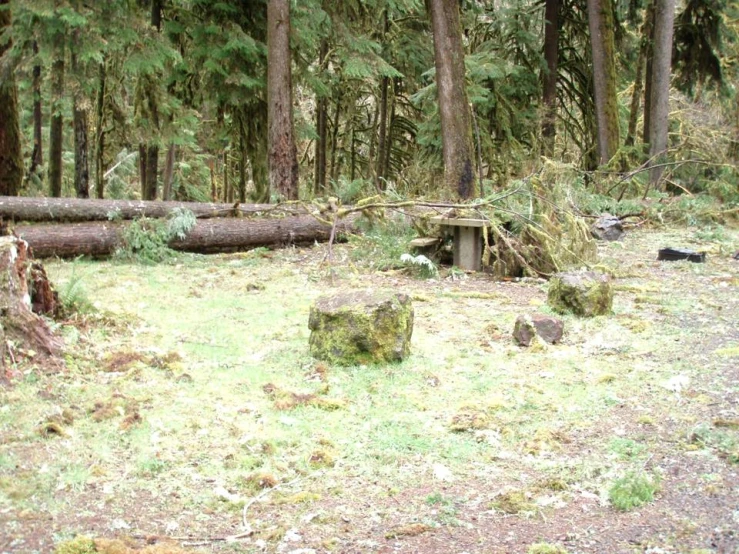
[608,472,660,511]
[1,226,735,549]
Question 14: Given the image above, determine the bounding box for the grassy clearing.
[1,226,738,552]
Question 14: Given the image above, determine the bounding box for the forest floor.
[1,224,738,554]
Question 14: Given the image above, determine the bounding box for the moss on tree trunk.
[429,0,477,199]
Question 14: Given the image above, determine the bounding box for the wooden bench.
[430,216,489,271]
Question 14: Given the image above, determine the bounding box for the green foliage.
[608,438,647,460]
[58,263,95,315]
[115,209,196,264]
[349,216,416,271]
[116,218,172,264]
[690,423,739,463]
[167,207,197,240]
[399,253,439,279]
[608,472,660,511]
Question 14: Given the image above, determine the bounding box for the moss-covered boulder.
[513,314,564,346]
[308,290,413,364]
[547,271,613,317]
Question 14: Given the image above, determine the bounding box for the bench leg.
[453,227,482,271]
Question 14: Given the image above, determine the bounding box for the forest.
[1,1,739,554]
[0,0,736,208]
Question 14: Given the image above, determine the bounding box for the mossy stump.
[547,270,613,317]
[308,290,413,365]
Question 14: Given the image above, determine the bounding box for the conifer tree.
[0,0,22,196]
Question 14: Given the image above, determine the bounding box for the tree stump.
[547,270,613,317]
[0,236,62,377]
[308,290,414,365]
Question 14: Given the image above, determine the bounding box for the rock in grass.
[591,213,623,241]
[308,290,413,365]
[513,314,564,346]
[547,271,613,317]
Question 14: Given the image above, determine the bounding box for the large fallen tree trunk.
[15,214,358,258]
[0,196,307,222]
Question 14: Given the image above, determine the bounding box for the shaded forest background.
[0,0,738,208]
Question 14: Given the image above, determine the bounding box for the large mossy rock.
[308,290,414,365]
[547,270,613,317]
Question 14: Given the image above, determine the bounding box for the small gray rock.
[513,314,564,346]
[591,214,623,241]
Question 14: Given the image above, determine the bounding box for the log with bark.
[0,196,308,223]
[0,236,63,376]
[15,214,358,258]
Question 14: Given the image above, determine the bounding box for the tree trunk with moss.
[648,0,675,187]
[267,0,299,200]
[587,0,621,165]
[541,0,559,157]
[429,0,476,199]
[0,0,22,197]
[48,26,65,198]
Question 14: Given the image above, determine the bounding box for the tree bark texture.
[48,36,65,198]
[31,41,43,174]
[314,40,329,194]
[376,76,390,188]
[162,143,176,201]
[73,105,90,198]
[95,61,106,198]
[0,196,310,222]
[0,237,63,370]
[648,0,675,187]
[0,0,22,197]
[267,0,299,200]
[587,0,621,165]
[145,144,159,200]
[642,0,655,144]
[541,0,559,157]
[625,13,650,147]
[429,0,476,199]
[16,215,358,258]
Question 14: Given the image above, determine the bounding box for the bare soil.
[1,226,738,554]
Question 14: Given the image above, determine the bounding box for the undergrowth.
[608,471,660,511]
[115,209,196,264]
[349,215,417,271]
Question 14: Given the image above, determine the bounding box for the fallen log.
[0,196,306,222]
[15,214,358,258]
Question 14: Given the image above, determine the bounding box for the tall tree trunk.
[222,149,230,203]
[384,81,397,180]
[429,0,477,199]
[138,144,147,196]
[329,89,343,183]
[73,105,89,198]
[0,0,22,196]
[95,61,106,199]
[239,115,247,202]
[140,0,162,201]
[48,36,65,198]
[541,0,559,157]
[647,0,675,188]
[31,41,43,175]
[376,76,390,189]
[642,0,655,144]
[162,143,176,201]
[151,0,162,31]
[145,145,158,200]
[267,0,299,200]
[314,40,328,194]
[587,0,621,165]
[71,42,89,199]
[625,12,650,147]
